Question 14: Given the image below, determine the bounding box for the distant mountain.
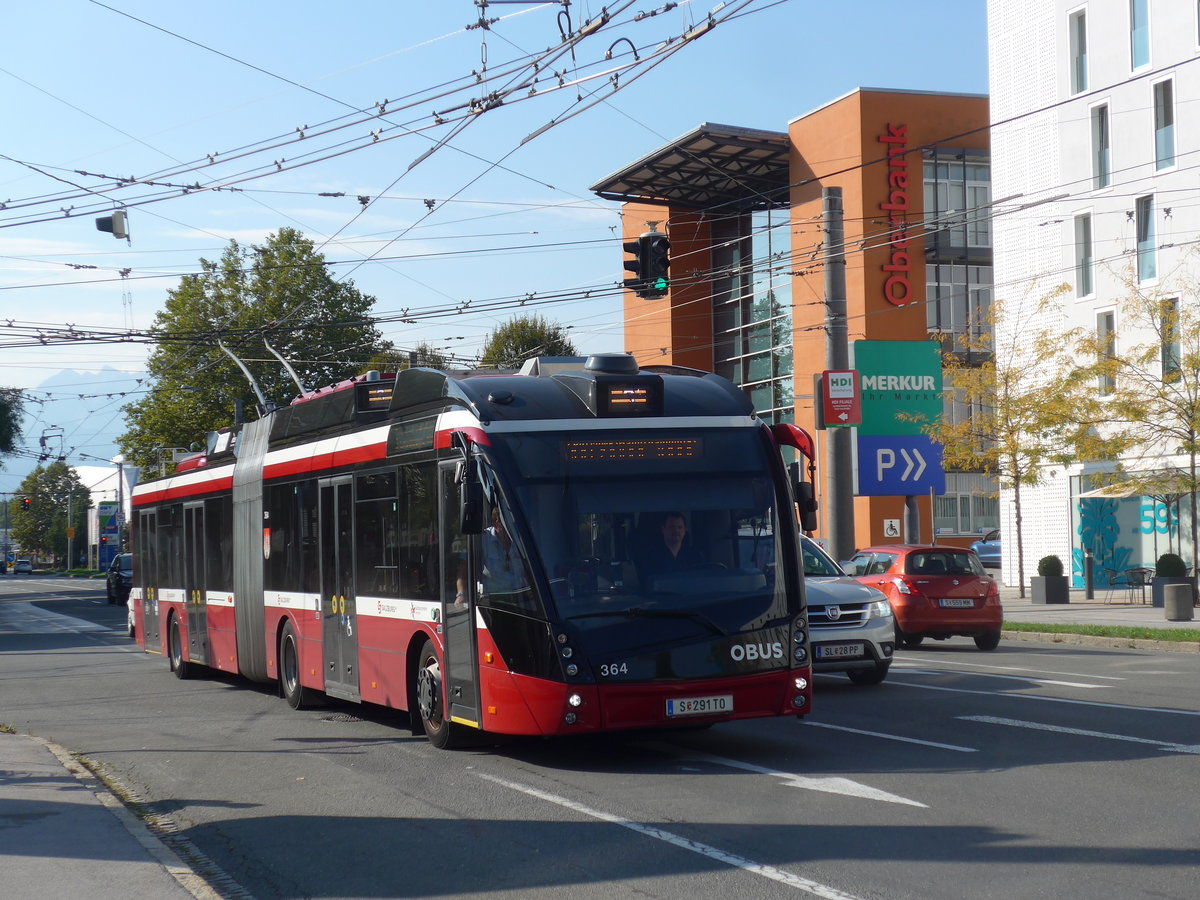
[0,367,145,497]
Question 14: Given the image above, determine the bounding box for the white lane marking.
[663,746,927,808]
[893,658,1125,681]
[888,678,1200,717]
[960,715,1200,755]
[478,772,866,900]
[895,667,1102,689]
[805,720,977,753]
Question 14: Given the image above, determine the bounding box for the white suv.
[801,537,895,685]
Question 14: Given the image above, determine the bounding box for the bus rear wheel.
[168,615,191,680]
[280,621,314,709]
[415,639,457,749]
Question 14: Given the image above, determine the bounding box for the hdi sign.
[821,370,861,427]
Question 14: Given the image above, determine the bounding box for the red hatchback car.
[844,545,1003,650]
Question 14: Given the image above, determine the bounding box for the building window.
[1097,311,1116,394]
[1074,213,1094,297]
[1153,79,1175,169]
[711,209,794,427]
[1136,195,1156,282]
[923,158,991,249]
[933,474,999,535]
[1091,104,1110,190]
[1130,0,1149,69]
[1162,298,1181,380]
[925,264,992,347]
[1070,10,1088,94]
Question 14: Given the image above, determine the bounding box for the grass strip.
[1004,621,1200,643]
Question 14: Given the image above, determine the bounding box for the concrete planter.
[1031,575,1069,604]
[1163,584,1194,621]
[1151,577,1192,609]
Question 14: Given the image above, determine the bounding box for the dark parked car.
[970,529,1001,567]
[106,553,132,604]
[844,544,1003,650]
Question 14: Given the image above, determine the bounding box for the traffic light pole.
[822,188,856,562]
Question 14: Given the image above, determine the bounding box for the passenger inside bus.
[482,505,528,594]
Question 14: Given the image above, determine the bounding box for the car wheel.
[414,638,458,749]
[280,620,314,710]
[106,584,115,604]
[974,631,1001,651]
[168,615,191,679]
[896,627,924,649]
[846,664,889,686]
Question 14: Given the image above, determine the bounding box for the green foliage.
[10,462,90,563]
[0,388,24,460]
[363,342,451,373]
[118,228,388,472]
[479,314,576,369]
[1036,555,1064,577]
[1156,552,1188,577]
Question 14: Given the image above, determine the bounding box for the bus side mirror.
[796,481,818,533]
[460,481,483,534]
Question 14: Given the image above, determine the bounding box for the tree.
[363,342,452,373]
[479,314,576,369]
[0,388,25,464]
[119,228,388,472]
[1076,255,1200,572]
[921,284,1109,596]
[10,462,90,565]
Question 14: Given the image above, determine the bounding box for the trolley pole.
[823,188,856,562]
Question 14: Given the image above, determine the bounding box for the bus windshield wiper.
[566,605,727,635]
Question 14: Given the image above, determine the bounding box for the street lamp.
[111,454,125,552]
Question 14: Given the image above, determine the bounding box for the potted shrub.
[1031,554,1069,604]
[1151,552,1192,609]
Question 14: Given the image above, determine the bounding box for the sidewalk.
[998,582,1200,651]
[0,732,221,900]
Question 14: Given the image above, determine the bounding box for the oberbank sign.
[852,340,942,436]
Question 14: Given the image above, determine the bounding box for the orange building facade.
[591,90,993,552]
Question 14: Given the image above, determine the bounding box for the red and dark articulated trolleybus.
[131,354,816,748]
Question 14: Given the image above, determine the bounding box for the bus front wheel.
[415,639,456,749]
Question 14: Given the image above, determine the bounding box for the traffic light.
[100,535,108,545]
[643,232,670,298]
[20,497,30,510]
[622,231,670,299]
[622,235,647,294]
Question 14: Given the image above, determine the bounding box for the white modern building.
[988,0,1200,587]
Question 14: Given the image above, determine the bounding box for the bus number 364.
[600,662,628,677]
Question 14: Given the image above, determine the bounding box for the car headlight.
[867,600,892,619]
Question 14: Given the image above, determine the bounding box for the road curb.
[31,736,234,900]
[1001,629,1200,653]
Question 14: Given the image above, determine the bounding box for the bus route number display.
[566,438,701,462]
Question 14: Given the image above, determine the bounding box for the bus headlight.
[793,646,808,662]
[567,693,583,708]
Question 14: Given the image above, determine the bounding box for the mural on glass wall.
[1073,495,1185,588]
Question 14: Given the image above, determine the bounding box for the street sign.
[821,370,861,427]
[853,340,942,435]
[856,434,945,496]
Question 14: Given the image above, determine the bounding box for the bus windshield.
[492,428,791,638]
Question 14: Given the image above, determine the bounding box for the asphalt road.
[2,576,1199,900]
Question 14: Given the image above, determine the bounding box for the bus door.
[439,461,479,729]
[320,476,359,702]
[139,509,161,650]
[182,502,208,666]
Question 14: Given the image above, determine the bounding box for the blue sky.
[0,0,987,487]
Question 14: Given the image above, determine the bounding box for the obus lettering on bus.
[730,642,784,662]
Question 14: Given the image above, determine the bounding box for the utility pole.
[823,188,856,562]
